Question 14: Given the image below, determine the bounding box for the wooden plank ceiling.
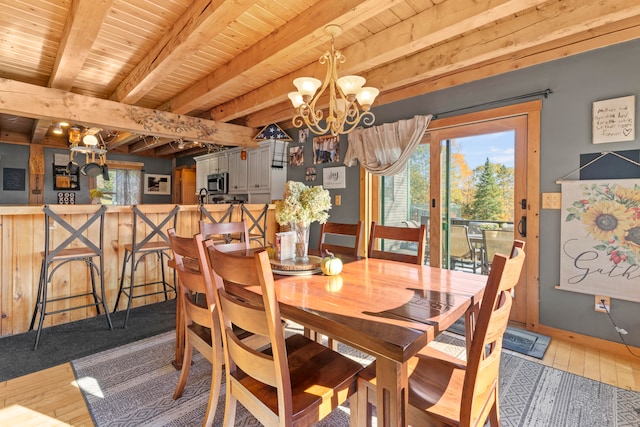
[0,0,639,158]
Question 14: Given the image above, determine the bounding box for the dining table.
[222,254,488,427]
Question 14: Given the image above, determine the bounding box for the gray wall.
[0,143,30,204]
[285,39,640,347]
[0,144,173,205]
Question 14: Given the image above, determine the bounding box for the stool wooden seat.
[29,205,113,350]
[113,204,179,328]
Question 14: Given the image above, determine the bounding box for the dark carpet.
[0,299,176,382]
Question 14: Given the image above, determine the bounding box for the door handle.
[518,216,526,238]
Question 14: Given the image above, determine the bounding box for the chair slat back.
[205,244,292,420]
[368,221,426,265]
[167,230,215,324]
[461,240,525,425]
[318,220,364,257]
[200,219,250,252]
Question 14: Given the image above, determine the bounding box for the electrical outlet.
[335,195,341,206]
[595,295,610,313]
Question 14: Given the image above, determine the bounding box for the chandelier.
[288,25,379,136]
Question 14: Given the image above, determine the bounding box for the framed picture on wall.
[144,173,171,195]
[322,166,346,189]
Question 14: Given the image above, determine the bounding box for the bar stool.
[29,205,113,350]
[240,203,269,247]
[113,204,180,328]
[199,204,235,243]
[199,203,234,224]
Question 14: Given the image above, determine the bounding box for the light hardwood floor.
[1,338,639,426]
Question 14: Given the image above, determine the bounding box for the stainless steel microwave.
[207,173,228,194]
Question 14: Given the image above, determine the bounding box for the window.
[92,161,143,205]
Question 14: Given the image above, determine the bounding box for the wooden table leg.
[375,357,408,427]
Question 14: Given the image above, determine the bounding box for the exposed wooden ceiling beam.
[163,0,398,115]
[363,0,640,91]
[209,0,547,123]
[379,16,640,110]
[32,0,113,144]
[49,0,113,90]
[244,0,640,127]
[109,0,259,105]
[0,79,257,148]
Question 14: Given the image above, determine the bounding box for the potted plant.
[275,181,331,262]
[90,189,104,204]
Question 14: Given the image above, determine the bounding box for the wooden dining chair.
[368,221,427,265]
[204,244,363,427]
[354,241,526,427]
[200,219,250,250]
[167,229,223,426]
[318,220,365,257]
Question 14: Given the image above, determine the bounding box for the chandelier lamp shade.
[288,25,379,136]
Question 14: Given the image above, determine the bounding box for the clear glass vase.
[292,221,310,263]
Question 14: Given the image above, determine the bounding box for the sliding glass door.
[372,103,540,327]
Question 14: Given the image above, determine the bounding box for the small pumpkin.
[265,242,276,259]
[321,250,343,276]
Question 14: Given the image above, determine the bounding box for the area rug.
[448,317,551,359]
[72,330,640,427]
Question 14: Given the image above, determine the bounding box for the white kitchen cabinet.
[209,154,229,174]
[228,149,248,193]
[195,157,210,192]
[226,142,286,199]
[247,144,271,192]
[195,152,231,193]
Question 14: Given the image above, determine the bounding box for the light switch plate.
[542,192,561,209]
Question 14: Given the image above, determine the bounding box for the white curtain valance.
[344,114,432,176]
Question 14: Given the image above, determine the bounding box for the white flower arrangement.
[275,181,332,226]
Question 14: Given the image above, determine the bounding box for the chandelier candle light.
[288,25,379,136]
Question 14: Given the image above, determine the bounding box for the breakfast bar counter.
[0,203,275,337]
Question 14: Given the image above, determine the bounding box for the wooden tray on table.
[270,255,323,276]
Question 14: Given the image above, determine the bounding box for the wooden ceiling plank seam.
[166,0,400,115]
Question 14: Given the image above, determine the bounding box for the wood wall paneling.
[0,204,275,337]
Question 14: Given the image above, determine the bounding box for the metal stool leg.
[113,248,131,313]
[29,259,46,331]
[123,249,138,329]
[33,261,52,351]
